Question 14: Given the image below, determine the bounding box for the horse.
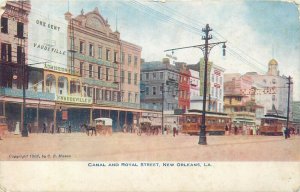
[81,124,97,136]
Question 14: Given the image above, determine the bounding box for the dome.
[268,59,278,65]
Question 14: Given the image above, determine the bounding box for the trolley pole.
[164,24,226,145]
[286,76,292,130]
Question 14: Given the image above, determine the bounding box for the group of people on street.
[225,124,260,136]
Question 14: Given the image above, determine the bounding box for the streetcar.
[182,109,231,135]
[260,114,287,136]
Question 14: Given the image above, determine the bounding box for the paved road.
[0,133,299,161]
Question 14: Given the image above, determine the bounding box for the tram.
[260,114,287,136]
[182,110,231,135]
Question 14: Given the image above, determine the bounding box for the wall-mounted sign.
[57,95,93,104]
[241,87,276,95]
[28,13,67,70]
[44,63,80,75]
[62,110,68,120]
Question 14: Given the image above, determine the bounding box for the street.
[1,133,299,161]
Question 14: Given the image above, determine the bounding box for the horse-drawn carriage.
[139,119,161,135]
[82,118,113,136]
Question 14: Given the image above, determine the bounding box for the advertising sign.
[28,12,67,70]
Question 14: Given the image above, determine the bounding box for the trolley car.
[182,110,231,135]
[260,114,287,136]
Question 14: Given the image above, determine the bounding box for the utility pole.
[286,76,292,130]
[165,24,226,145]
[161,83,164,134]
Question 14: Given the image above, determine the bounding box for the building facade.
[188,58,225,112]
[244,59,293,118]
[0,4,149,133]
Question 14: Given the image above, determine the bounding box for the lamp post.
[165,24,226,145]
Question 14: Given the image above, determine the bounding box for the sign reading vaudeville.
[28,12,67,70]
[57,95,93,104]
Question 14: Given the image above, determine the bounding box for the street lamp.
[165,24,226,145]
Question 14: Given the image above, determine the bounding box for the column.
[117,110,120,130]
[37,103,39,132]
[53,106,57,133]
[3,101,5,116]
[90,108,93,125]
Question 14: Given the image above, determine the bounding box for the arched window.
[45,74,56,94]
[58,76,68,95]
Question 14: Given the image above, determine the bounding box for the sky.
[2,0,300,100]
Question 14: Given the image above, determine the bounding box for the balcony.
[82,78,118,89]
[73,52,118,68]
[96,100,140,109]
[0,87,55,101]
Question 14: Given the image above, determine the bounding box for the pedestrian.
[287,127,290,138]
[173,121,178,137]
[42,122,47,133]
[51,122,54,134]
[27,123,32,134]
[68,125,72,133]
[225,123,229,136]
[234,125,238,135]
[283,126,287,139]
[0,124,4,140]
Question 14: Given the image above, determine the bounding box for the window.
[128,92,131,102]
[70,79,81,95]
[145,87,149,95]
[152,86,156,95]
[17,22,24,38]
[216,76,218,84]
[160,85,163,95]
[106,49,110,61]
[1,43,11,62]
[114,51,118,63]
[134,73,137,85]
[134,56,138,67]
[146,73,149,80]
[135,93,138,103]
[160,72,164,79]
[128,54,131,65]
[220,89,222,98]
[128,72,131,84]
[106,68,109,81]
[121,52,125,64]
[121,92,124,101]
[121,70,125,83]
[98,47,102,59]
[98,66,101,79]
[153,72,156,80]
[87,87,93,97]
[80,41,84,54]
[114,69,117,82]
[80,62,83,76]
[1,17,8,33]
[89,44,94,57]
[220,77,222,84]
[89,64,93,78]
[17,46,23,64]
[211,74,214,82]
[272,95,276,101]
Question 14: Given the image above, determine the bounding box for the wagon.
[95,118,113,135]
